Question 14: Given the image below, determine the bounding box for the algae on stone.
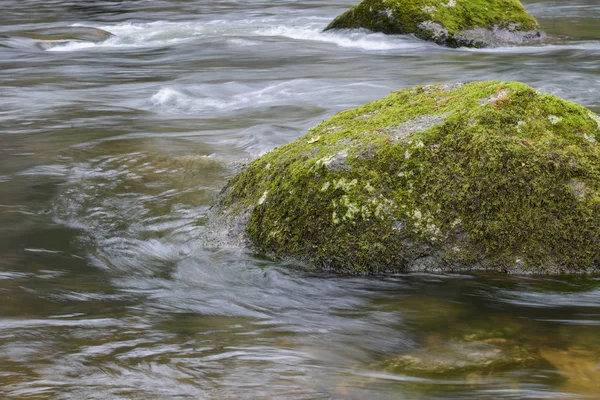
[324,0,543,48]
[217,80,600,274]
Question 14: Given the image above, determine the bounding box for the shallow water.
[1,1,600,398]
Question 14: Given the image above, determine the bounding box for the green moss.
[324,0,541,48]
[219,81,600,274]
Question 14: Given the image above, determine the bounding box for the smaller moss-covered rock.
[324,0,544,48]
[216,80,600,274]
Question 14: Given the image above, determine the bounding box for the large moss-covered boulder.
[324,0,544,48]
[217,81,600,274]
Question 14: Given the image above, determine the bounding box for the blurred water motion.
[1,0,600,398]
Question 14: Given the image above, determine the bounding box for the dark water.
[1,1,600,398]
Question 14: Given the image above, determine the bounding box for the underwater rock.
[376,338,539,376]
[23,26,114,42]
[19,26,114,46]
[374,315,540,377]
[216,80,600,274]
[324,0,544,48]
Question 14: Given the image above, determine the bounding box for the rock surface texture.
[217,81,600,274]
[324,0,544,48]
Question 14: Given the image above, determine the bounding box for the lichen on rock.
[216,80,600,274]
[323,0,544,48]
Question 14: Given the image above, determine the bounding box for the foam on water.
[37,12,600,56]
[149,79,352,113]
[46,40,101,52]
[256,24,423,50]
[47,21,198,51]
[44,17,425,53]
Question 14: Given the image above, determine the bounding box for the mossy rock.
[217,81,600,274]
[324,0,544,48]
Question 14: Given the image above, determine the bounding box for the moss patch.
[324,0,542,48]
[218,81,600,274]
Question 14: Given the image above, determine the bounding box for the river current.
[1,1,600,398]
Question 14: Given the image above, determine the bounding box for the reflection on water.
[1,0,600,398]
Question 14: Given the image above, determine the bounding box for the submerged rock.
[324,0,544,48]
[376,338,539,376]
[216,81,600,274]
[20,27,114,42]
[374,315,540,377]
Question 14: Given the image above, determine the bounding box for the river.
[1,1,600,398]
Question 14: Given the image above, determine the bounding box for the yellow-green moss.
[324,0,542,48]
[218,81,600,274]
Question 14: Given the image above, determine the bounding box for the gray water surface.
[1,1,600,398]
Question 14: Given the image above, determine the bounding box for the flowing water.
[1,1,600,398]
